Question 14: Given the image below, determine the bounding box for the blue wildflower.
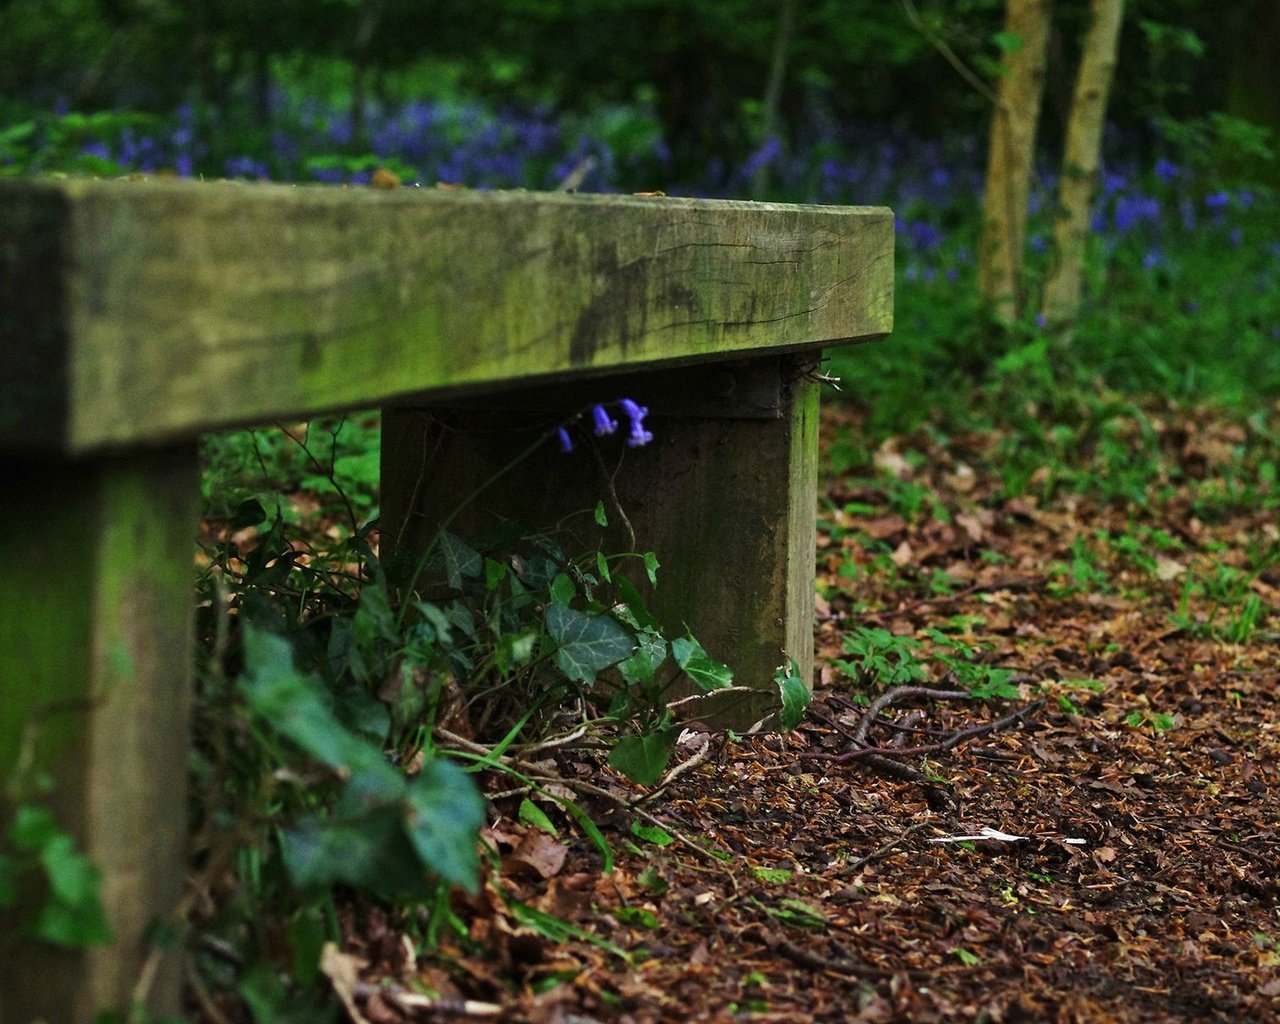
[1205,190,1231,212]
[1142,249,1163,271]
[1154,159,1179,183]
[1114,194,1160,233]
[591,404,618,437]
[620,399,654,448]
[740,136,782,182]
[908,220,943,253]
[556,427,574,453]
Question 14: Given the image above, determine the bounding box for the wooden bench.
[0,177,892,1022]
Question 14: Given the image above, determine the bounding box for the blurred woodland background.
[3,0,1277,427]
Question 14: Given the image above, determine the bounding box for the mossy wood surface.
[0,449,197,1023]
[0,177,893,1019]
[380,357,819,731]
[0,178,892,454]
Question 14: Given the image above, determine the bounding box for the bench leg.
[0,449,197,1022]
[380,356,818,730]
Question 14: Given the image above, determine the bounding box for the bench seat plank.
[0,179,892,455]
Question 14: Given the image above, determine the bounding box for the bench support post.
[381,356,818,730]
[0,449,197,1023]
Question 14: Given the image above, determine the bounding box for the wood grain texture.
[0,178,892,454]
[380,357,820,730]
[0,449,197,1022]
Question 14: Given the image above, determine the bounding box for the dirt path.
[319,405,1280,1022]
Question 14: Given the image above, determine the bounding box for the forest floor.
[227,403,1280,1024]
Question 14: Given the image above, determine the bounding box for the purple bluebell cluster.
[48,93,1275,350]
[557,400,653,454]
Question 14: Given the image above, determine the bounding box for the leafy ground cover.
[186,392,1279,1023]
[7,88,1276,1022]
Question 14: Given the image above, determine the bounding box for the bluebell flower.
[1142,248,1163,271]
[1103,170,1128,194]
[1155,159,1179,183]
[620,399,653,448]
[1205,190,1231,212]
[1029,234,1048,254]
[1114,194,1160,233]
[908,220,943,253]
[1231,228,1243,247]
[556,427,574,453]
[591,404,618,437]
[739,136,782,182]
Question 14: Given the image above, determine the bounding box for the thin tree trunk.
[978,0,1053,325]
[1040,0,1125,339]
[350,0,386,151]
[751,0,798,199]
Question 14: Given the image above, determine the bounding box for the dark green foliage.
[190,412,792,1013]
[0,806,111,949]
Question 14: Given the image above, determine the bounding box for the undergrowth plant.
[832,625,1020,702]
[189,401,807,1015]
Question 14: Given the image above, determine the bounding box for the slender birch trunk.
[1040,0,1125,339]
[978,0,1053,326]
[751,0,798,200]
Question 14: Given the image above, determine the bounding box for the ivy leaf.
[613,576,662,631]
[440,530,482,590]
[242,626,391,778]
[617,631,666,684]
[280,808,424,896]
[776,660,811,730]
[608,729,677,786]
[672,636,732,692]
[8,805,59,852]
[545,605,635,683]
[404,758,485,891]
[33,835,111,947]
[549,572,576,606]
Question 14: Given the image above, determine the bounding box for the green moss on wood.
[0,178,892,454]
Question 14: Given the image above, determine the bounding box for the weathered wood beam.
[0,178,892,455]
[0,449,197,1022]
[380,356,819,729]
